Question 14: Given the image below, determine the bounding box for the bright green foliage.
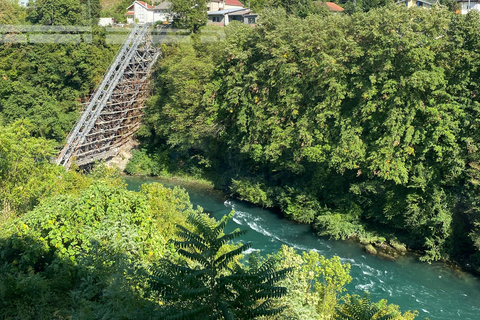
[27,0,101,26]
[335,293,396,320]
[353,0,394,13]
[272,246,352,319]
[0,181,196,319]
[125,148,170,176]
[149,212,291,319]
[0,120,90,215]
[250,0,337,17]
[0,34,117,140]
[140,182,195,241]
[4,182,162,269]
[145,41,217,150]
[0,0,26,24]
[170,0,209,33]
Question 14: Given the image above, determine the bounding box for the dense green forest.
[0,0,115,141]
[129,6,480,274]
[0,0,478,318]
[0,120,418,318]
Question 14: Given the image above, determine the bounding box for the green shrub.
[314,210,364,240]
[125,148,170,176]
[231,178,274,208]
[0,182,198,319]
[275,188,321,223]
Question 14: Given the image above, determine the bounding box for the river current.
[126,176,480,320]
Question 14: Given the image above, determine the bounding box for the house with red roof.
[125,1,172,24]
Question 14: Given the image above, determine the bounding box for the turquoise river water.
[125,176,480,320]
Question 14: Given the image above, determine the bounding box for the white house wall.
[209,2,221,11]
[460,2,480,14]
[134,2,154,24]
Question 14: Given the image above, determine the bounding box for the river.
[126,176,480,320]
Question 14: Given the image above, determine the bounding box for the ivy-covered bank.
[130,7,480,272]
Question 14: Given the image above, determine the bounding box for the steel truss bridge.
[57,24,160,169]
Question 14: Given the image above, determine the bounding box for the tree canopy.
[137,6,480,272]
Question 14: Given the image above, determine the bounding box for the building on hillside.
[244,13,258,25]
[18,0,29,7]
[207,8,257,26]
[125,1,172,24]
[395,0,436,7]
[456,0,480,14]
[207,0,244,11]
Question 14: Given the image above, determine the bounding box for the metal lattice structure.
[57,24,160,169]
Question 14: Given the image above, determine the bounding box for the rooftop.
[225,0,244,6]
[154,1,171,10]
[228,9,251,15]
[325,2,344,11]
[137,1,155,9]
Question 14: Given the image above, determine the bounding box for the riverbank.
[121,171,478,278]
[124,174,480,320]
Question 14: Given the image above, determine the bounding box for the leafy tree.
[149,212,291,319]
[0,0,26,24]
[170,0,209,33]
[139,6,480,268]
[26,0,101,26]
[0,181,196,319]
[272,246,352,319]
[0,32,117,140]
[0,120,90,216]
[335,293,396,320]
[27,0,84,25]
[438,0,461,12]
[270,0,309,16]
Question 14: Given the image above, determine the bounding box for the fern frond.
[212,211,234,239]
[176,248,209,266]
[216,242,252,270]
[186,214,214,240]
[175,225,208,249]
[214,229,248,249]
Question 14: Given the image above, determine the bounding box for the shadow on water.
[125,175,480,320]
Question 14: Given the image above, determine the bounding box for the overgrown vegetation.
[0,0,116,141]
[0,127,417,318]
[0,2,476,318]
[0,117,415,319]
[133,6,480,272]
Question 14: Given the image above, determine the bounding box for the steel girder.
[57,24,160,169]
